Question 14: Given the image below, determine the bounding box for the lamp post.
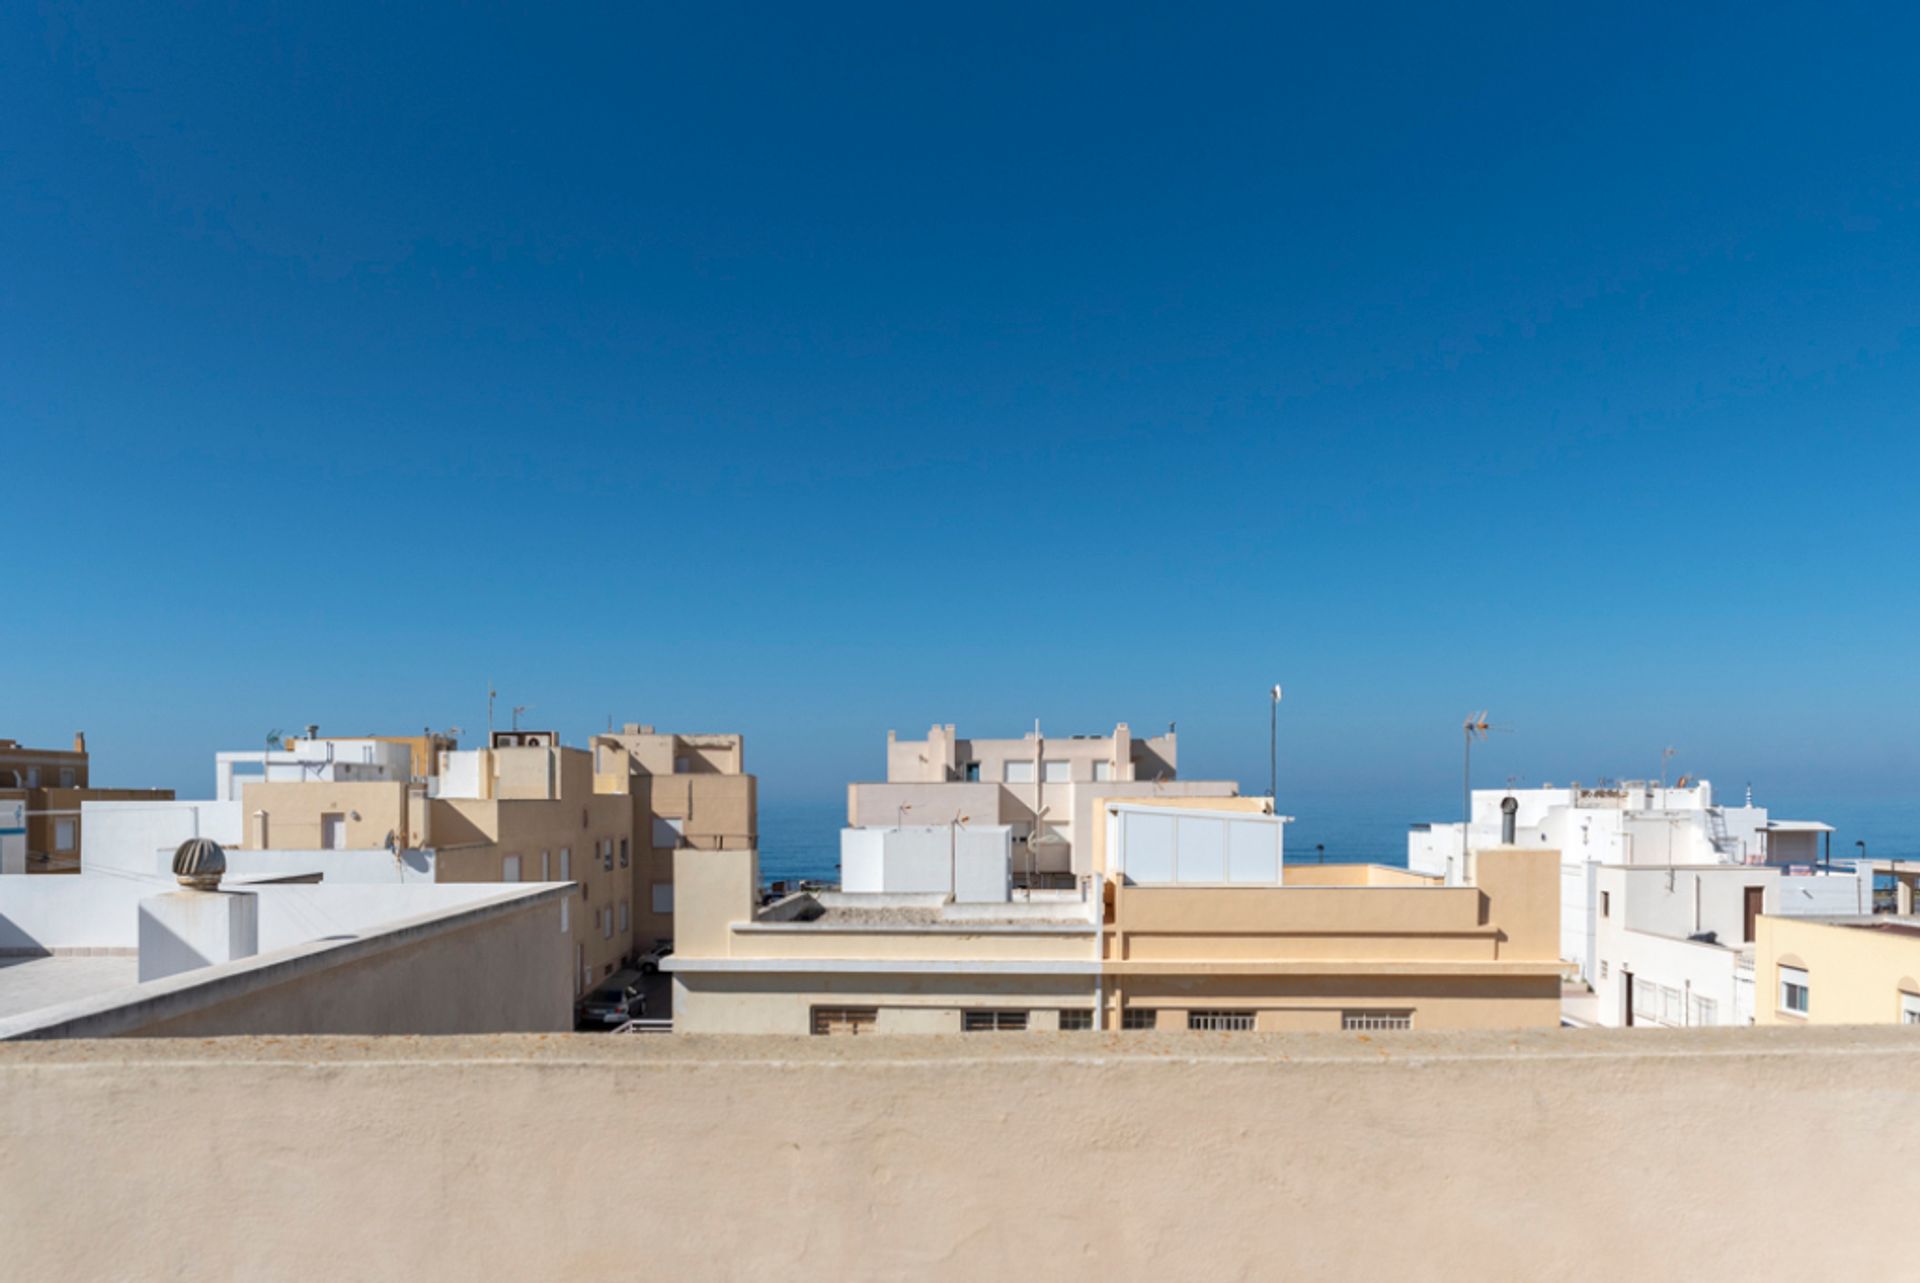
[1268,685,1283,803]
[1461,712,1492,885]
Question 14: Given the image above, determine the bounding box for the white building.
[215,738,415,802]
[1588,862,1873,1027]
[1410,779,1834,983]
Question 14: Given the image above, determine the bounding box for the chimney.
[73,731,86,754]
[305,724,320,742]
[1500,796,1519,845]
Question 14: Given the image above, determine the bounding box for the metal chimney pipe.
[1500,796,1518,845]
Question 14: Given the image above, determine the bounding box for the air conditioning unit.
[491,730,558,749]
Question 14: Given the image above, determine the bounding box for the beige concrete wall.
[1756,916,1920,1025]
[4,1028,1919,1282]
[1285,863,1443,888]
[240,781,410,851]
[672,972,1097,1035]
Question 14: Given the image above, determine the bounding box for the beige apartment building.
[1756,911,1920,1026]
[671,794,1564,1035]
[0,733,173,874]
[848,723,1242,882]
[239,741,634,995]
[592,724,756,946]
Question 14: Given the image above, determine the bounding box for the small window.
[54,818,77,852]
[602,840,614,872]
[1601,891,1610,919]
[619,838,630,868]
[1780,966,1809,1016]
[1093,761,1113,782]
[812,1007,878,1036]
[962,1010,1029,1033]
[501,854,521,882]
[1058,1009,1093,1031]
[1004,760,1035,784]
[602,907,614,940]
[1189,1010,1255,1032]
[1121,1008,1156,1031]
[619,900,630,933]
[651,883,674,914]
[653,816,685,848]
[541,851,551,880]
[58,767,75,788]
[1902,992,1920,1025]
[1043,759,1071,783]
[560,894,570,933]
[674,756,691,774]
[963,761,981,782]
[1342,1011,1414,1032]
[24,767,39,788]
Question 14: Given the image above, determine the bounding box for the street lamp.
[1268,685,1284,802]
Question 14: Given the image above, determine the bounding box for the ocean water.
[755,794,1920,886]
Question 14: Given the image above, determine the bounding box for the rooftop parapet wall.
[2,1027,1916,1282]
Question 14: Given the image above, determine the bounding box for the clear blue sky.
[4,3,1917,818]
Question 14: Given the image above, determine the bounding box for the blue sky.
[3,3,1917,819]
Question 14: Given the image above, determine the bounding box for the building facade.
[1755,914,1920,1026]
[0,733,173,875]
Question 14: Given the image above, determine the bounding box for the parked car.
[637,942,674,974]
[579,983,646,1026]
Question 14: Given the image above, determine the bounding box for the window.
[674,756,690,774]
[651,883,675,914]
[619,900,629,933]
[1600,960,1609,980]
[1004,760,1035,784]
[54,819,76,852]
[1689,994,1718,1026]
[58,767,75,788]
[501,855,521,882]
[1093,761,1113,782]
[1058,1009,1094,1031]
[1342,1011,1414,1032]
[1121,1008,1156,1031]
[812,1007,878,1036]
[962,1010,1029,1033]
[602,907,613,940]
[602,839,613,872]
[963,762,981,782]
[541,851,550,881]
[1780,966,1810,1016]
[24,767,38,788]
[560,894,570,933]
[653,816,685,848]
[1601,891,1610,919]
[1188,1010,1255,1032]
[1043,759,1071,783]
[619,838,629,868]
[1903,992,1920,1025]
[560,848,572,881]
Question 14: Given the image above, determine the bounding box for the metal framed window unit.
[961,1010,1029,1033]
[1120,1008,1156,1031]
[1779,966,1810,1016]
[1341,1011,1413,1032]
[1057,1010,1093,1031]
[1188,1010,1255,1032]
[811,1007,878,1036]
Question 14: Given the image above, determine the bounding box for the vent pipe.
[1500,796,1519,845]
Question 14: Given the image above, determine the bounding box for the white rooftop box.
[1105,804,1287,886]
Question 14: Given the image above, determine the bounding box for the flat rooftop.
[0,955,139,1020]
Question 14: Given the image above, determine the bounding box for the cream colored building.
[0,733,173,875]
[671,794,1563,1035]
[591,724,756,946]
[848,722,1243,882]
[1755,912,1920,1026]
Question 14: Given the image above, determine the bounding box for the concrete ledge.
[667,957,1103,975]
[2,1027,1919,1281]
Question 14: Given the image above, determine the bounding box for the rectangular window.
[653,816,685,848]
[1057,1009,1094,1031]
[602,908,613,940]
[812,1007,878,1036]
[560,893,570,933]
[1780,966,1810,1016]
[963,762,981,782]
[619,900,630,933]
[1004,760,1035,784]
[1903,992,1920,1025]
[541,851,550,881]
[1093,761,1113,782]
[24,767,38,788]
[1689,994,1718,1026]
[1042,759,1071,783]
[651,883,675,914]
[501,854,521,882]
[54,818,77,852]
[1188,1010,1255,1032]
[602,839,614,872]
[674,756,690,774]
[1342,1010,1414,1032]
[58,767,75,788]
[1601,891,1610,918]
[619,838,630,868]
[962,1010,1029,1033]
[1121,1008,1156,1031]
[560,848,572,881]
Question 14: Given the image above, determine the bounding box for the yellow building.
[0,733,173,874]
[591,724,756,947]
[670,794,1563,1035]
[1755,913,1920,1026]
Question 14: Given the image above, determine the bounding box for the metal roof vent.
[172,838,227,891]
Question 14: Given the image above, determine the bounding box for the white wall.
[840,826,1012,902]
[82,800,244,874]
[223,848,436,885]
[1105,805,1284,886]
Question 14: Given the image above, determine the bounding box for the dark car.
[579,983,646,1027]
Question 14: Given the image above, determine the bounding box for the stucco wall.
[1756,916,1920,1025]
[2,1028,1917,1281]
